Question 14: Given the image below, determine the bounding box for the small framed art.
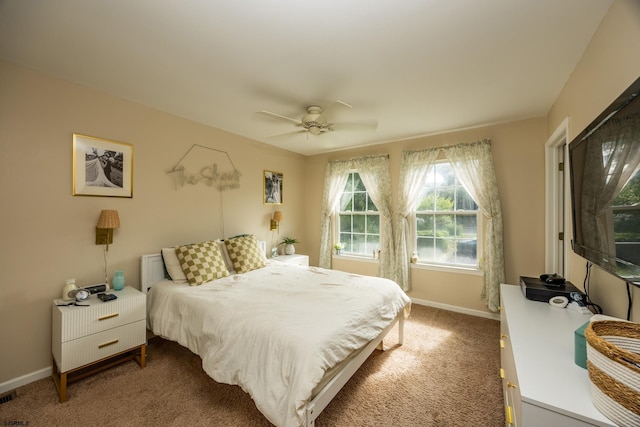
[73,134,133,197]
[264,170,283,204]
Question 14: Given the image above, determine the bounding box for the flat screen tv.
[569,76,640,285]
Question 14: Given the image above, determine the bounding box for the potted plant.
[334,242,345,255]
[280,237,299,255]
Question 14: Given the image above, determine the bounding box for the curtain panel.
[319,155,395,281]
[396,139,505,311]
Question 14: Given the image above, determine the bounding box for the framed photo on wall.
[264,170,283,204]
[73,134,133,197]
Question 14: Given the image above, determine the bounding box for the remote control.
[98,293,118,302]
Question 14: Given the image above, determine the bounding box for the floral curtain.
[442,139,504,312]
[395,148,439,291]
[318,155,394,280]
[357,156,395,280]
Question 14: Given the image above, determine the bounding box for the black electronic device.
[520,276,584,303]
[539,273,566,286]
[98,293,117,302]
[568,75,640,285]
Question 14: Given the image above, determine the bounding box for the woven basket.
[585,320,640,426]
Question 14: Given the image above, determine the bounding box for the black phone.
[540,273,566,286]
[98,293,118,302]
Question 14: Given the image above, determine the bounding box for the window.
[415,161,479,267]
[337,172,380,256]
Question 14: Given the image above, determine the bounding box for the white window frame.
[334,171,381,258]
[411,160,483,271]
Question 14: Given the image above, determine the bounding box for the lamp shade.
[97,210,120,229]
[273,211,283,222]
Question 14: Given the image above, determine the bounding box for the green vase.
[112,270,125,291]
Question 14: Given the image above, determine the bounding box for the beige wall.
[0,61,308,384]
[3,0,639,390]
[305,118,547,313]
[547,0,640,320]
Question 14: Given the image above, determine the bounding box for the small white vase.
[285,244,295,255]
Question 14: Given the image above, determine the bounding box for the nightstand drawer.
[55,319,146,372]
[54,288,145,341]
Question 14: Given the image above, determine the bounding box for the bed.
[141,235,410,427]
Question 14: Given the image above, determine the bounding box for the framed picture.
[263,170,283,204]
[73,134,133,197]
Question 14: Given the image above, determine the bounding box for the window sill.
[411,262,484,276]
[332,254,379,264]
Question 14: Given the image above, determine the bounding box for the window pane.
[339,215,351,233]
[339,233,352,252]
[416,214,434,237]
[367,194,378,212]
[417,188,436,211]
[457,215,477,238]
[437,237,455,263]
[353,215,365,233]
[456,239,477,264]
[417,237,435,261]
[437,163,455,186]
[344,173,353,191]
[353,193,366,211]
[457,189,477,210]
[354,173,365,191]
[340,193,352,211]
[352,234,366,253]
[436,214,454,237]
[366,235,380,254]
[436,188,454,211]
[366,215,379,234]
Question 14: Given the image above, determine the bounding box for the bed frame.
[140,252,405,426]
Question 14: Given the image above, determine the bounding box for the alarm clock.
[72,288,91,302]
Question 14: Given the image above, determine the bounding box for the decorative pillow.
[176,240,230,286]
[162,247,188,283]
[224,234,267,274]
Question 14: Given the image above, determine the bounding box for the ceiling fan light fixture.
[308,126,322,135]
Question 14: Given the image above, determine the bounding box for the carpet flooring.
[0,304,504,426]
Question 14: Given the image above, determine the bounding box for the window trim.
[335,171,381,257]
[411,160,483,270]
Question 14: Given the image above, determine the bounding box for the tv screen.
[569,76,640,285]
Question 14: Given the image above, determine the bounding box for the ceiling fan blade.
[256,110,301,125]
[321,100,353,120]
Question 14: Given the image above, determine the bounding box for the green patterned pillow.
[176,240,229,286]
[224,235,267,273]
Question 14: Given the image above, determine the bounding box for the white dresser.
[272,253,309,266]
[51,286,146,402]
[500,284,615,426]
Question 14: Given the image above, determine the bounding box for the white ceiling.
[0,0,612,156]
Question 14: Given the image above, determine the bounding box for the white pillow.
[162,247,188,283]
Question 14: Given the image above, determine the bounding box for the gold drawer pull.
[506,405,513,424]
[98,339,119,349]
[98,313,119,321]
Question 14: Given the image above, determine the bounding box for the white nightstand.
[272,254,309,266]
[51,286,146,402]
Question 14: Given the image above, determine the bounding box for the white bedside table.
[272,254,309,266]
[51,286,146,402]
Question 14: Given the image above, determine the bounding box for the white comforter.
[147,261,410,427]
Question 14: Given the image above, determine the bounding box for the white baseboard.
[411,297,500,321]
[0,366,51,394]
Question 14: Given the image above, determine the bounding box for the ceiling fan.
[257,101,377,138]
